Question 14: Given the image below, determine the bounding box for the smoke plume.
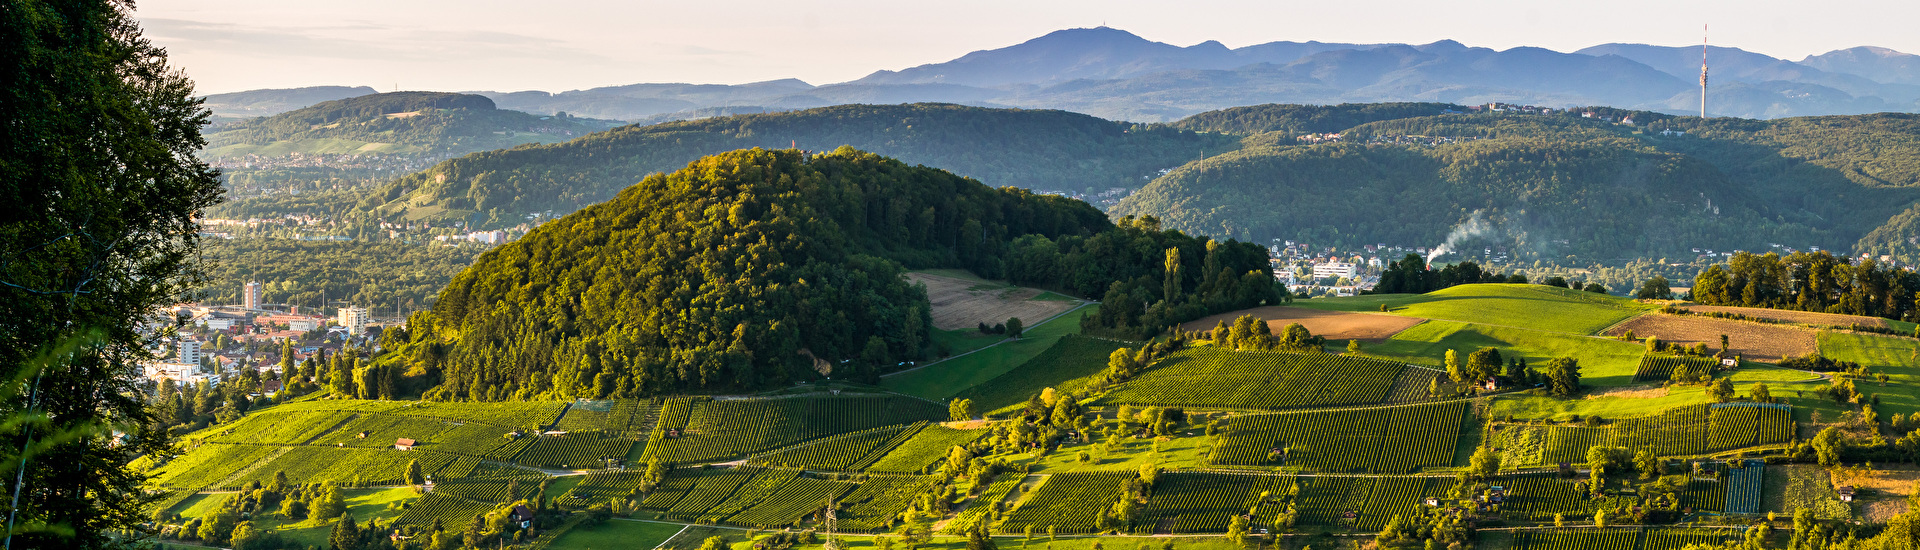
[1427,210,1498,263]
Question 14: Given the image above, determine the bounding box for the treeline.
[1691,250,1920,321]
[404,147,1275,401]
[355,103,1239,229]
[1165,102,1466,137]
[1373,255,1516,294]
[206,95,613,158]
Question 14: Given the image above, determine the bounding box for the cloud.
[141,17,610,64]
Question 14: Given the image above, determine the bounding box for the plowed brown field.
[1603,313,1816,362]
[907,272,1079,331]
[1179,306,1425,341]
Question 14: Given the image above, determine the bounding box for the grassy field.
[1817,331,1920,417]
[932,327,1007,357]
[1361,320,1648,386]
[550,518,686,549]
[882,305,1095,401]
[950,334,1132,415]
[1296,284,1656,335]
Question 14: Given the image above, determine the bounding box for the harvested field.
[906,272,1078,331]
[1180,306,1426,342]
[1677,305,1889,329]
[1604,313,1816,363]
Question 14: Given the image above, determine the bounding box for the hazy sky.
[143,0,1920,95]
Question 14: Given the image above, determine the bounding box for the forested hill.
[352,103,1237,229]
[1165,102,1466,136]
[203,91,619,158]
[396,147,1276,401]
[1116,106,1920,261]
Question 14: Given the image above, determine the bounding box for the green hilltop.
[203,91,618,158]
[395,147,1275,400]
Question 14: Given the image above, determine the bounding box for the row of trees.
[1692,251,1920,321]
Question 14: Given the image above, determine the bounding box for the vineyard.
[1523,404,1793,464]
[514,432,638,469]
[1501,476,1591,521]
[946,473,1025,535]
[863,425,988,474]
[1511,529,1731,550]
[554,399,660,437]
[838,475,938,532]
[999,472,1132,534]
[1139,473,1293,533]
[643,395,944,463]
[1634,355,1722,383]
[1724,460,1765,514]
[1210,401,1468,473]
[748,423,927,471]
[1103,347,1404,410]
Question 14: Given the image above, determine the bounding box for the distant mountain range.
[198,27,1920,122]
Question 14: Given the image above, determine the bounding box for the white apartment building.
[338,306,370,336]
[176,339,201,365]
[1311,262,1358,280]
[243,281,262,310]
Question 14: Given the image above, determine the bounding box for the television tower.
[1700,24,1709,118]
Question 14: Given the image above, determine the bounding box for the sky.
[142,0,1920,95]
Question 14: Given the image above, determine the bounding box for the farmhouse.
[394,438,416,451]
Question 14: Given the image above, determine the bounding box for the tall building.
[243,281,262,310]
[338,306,370,336]
[177,338,201,366]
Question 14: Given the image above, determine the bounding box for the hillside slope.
[204,91,618,158]
[406,147,1275,400]
[354,103,1235,228]
[1117,107,1920,260]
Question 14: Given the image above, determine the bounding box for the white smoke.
[1427,210,1498,264]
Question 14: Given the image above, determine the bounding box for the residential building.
[338,306,370,336]
[177,339,201,365]
[1312,262,1358,280]
[243,281,262,310]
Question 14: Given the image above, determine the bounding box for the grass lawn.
[169,487,418,549]
[933,327,1006,357]
[954,335,1133,416]
[1489,387,1716,421]
[1360,320,1647,386]
[1817,331,1920,418]
[550,518,686,550]
[1296,284,1655,335]
[883,305,1094,401]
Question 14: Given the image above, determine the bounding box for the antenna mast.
[1700,24,1709,118]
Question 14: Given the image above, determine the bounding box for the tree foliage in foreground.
[0,0,224,545]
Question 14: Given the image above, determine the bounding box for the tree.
[698,536,728,550]
[1444,350,1464,384]
[1634,451,1660,481]
[310,484,346,521]
[0,1,223,545]
[1813,427,1846,466]
[1227,513,1249,547]
[407,459,425,486]
[949,398,975,422]
[1469,446,1501,478]
[1466,347,1503,386]
[1583,283,1607,294]
[1006,317,1024,339]
[1346,340,1362,355]
[1708,378,1736,402]
[1751,383,1774,404]
[1636,276,1673,300]
[1546,357,1581,397]
[1544,276,1569,288]
[330,513,360,550]
[967,522,998,550]
[1594,509,1609,528]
